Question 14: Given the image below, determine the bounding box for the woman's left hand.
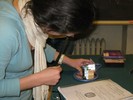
[66,58,94,74]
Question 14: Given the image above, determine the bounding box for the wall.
[88,25,133,54]
[127,25,133,54]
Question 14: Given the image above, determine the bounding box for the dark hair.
[25,0,95,36]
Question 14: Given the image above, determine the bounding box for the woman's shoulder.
[0,16,19,37]
[0,0,13,6]
[0,16,21,55]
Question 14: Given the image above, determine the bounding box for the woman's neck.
[13,0,20,13]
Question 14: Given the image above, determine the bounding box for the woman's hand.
[63,55,94,74]
[38,66,62,85]
[20,66,62,90]
[68,58,94,72]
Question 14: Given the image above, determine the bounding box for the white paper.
[120,94,133,100]
[58,79,132,100]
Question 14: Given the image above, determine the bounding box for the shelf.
[93,20,133,25]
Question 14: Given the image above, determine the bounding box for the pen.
[53,37,69,66]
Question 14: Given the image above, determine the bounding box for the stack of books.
[103,50,125,64]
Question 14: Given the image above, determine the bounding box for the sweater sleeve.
[0,79,20,97]
[44,44,56,63]
[0,18,20,97]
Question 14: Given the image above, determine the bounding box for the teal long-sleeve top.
[0,1,56,100]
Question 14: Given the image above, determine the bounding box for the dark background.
[94,0,133,20]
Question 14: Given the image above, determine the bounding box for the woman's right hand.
[20,66,62,90]
[38,66,62,85]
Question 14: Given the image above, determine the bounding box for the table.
[50,55,133,100]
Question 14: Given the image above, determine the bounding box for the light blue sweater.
[0,0,56,100]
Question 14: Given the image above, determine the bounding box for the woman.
[0,0,95,100]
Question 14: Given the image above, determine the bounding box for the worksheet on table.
[58,79,132,100]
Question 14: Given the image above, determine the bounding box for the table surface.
[51,55,133,100]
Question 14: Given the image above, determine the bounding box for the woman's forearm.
[20,73,41,90]
[20,66,62,91]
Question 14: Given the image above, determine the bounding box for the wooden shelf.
[93,20,133,25]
